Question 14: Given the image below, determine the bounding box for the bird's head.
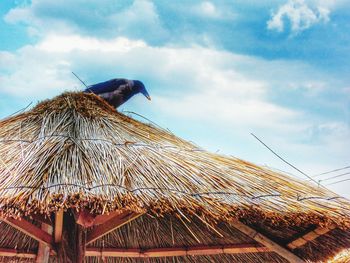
[134,80,151,101]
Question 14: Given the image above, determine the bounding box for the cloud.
[191,1,235,20]
[0,47,74,98]
[198,2,217,17]
[108,0,168,42]
[267,0,330,34]
[38,35,146,53]
[4,0,167,43]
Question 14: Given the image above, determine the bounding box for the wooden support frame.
[287,225,336,250]
[54,209,64,243]
[76,209,96,228]
[36,223,53,263]
[0,248,36,258]
[75,210,133,228]
[85,244,270,257]
[0,212,333,261]
[3,217,53,249]
[29,214,52,225]
[93,210,125,226]
[86,211,143,245]
[230,221,305,263]
[77,225,86,263]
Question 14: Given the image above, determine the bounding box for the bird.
[84,78,151,108]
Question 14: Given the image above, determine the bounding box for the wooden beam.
[85,244,270,257]
[54,209,63,243]
[56,211,76,262]
[287,225,336,250]
[0,248,36,258]
[76,225,86,263]
[3,217,53,249]
[36,223,53,263]
[93,210,124,226]
[74,210,129,228]
[29,213,52,225]
[86,211,143,245]
[76,209,96,228]
[230,221,305,263]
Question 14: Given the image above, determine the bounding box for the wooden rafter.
[75,209,96,228]
[86,211,143,245]
[75,210,131,228]
[287,225,336,250]
[36,223,53,263]
[85,244,270,258]
[93,210,124,226]
[54,209,63,243]
[3,217,53,249]
[77,225,86,263]
[0,248,36,258]
[0,214,333,262]
[230,221,305,263]
[29,214,52,225]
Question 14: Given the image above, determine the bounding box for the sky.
[0,0,349,197]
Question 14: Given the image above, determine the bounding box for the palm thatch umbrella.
[0,92,349,263]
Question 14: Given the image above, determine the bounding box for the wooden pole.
[56,210,75,263]
[3,217,53,248]
[85,244,270,257]
[287,225,335,249]
[0,248,36,258]
[54,209,64,243]
[231,221,305,263]
[36,223,53,263]
[76,225,86,263]
[86,211,143,245]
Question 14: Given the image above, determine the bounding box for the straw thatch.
[0,92,349,262]
[328,249,350,263]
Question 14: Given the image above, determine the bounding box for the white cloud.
[108,0,168,41]
[4,2,77,37]
[0,52,16,70]
[4,0,168,42]
[192,1,235,20]
[38,35,146,53]
[267,0,330,34]
[4,5,32,24]
[0,47,73,98]
[200,1,217,17]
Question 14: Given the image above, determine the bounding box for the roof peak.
[31,92,118,118]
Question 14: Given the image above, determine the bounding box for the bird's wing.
[85,79,128,94]
[99,84,132,108]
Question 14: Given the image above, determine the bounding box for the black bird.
[84,78,151,108]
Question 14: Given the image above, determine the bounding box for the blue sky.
[0,0,349,197]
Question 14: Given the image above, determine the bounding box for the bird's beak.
[141,88,151,101]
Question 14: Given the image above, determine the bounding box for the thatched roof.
[0,92,349,262]
[328,250,350,263]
